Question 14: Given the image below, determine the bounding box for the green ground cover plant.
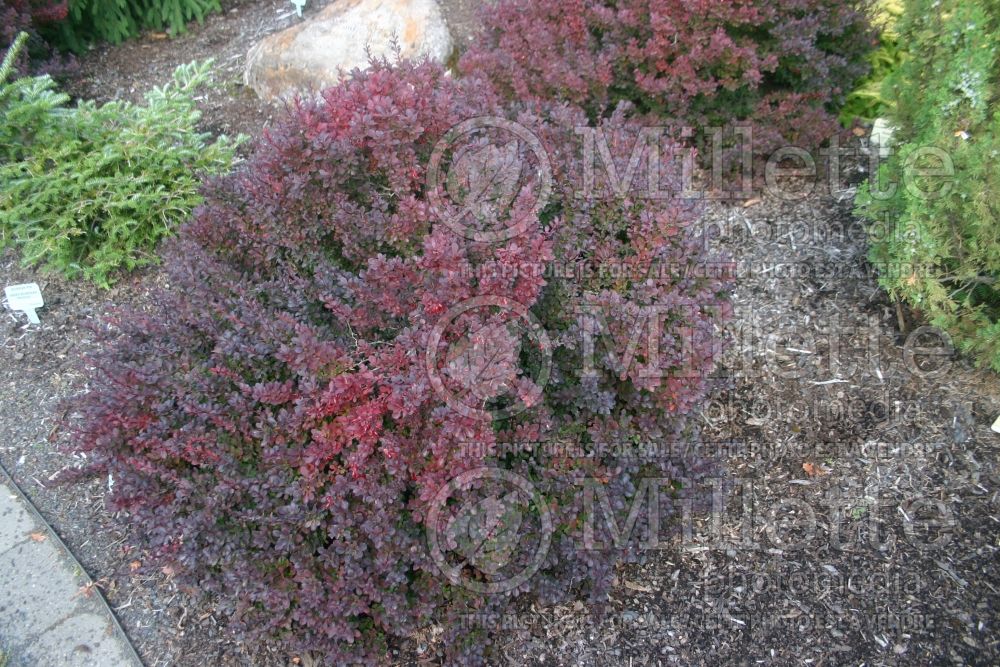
[0,39,239,286]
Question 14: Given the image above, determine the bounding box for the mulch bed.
[3,2,998,664]
[492,188,1000,666]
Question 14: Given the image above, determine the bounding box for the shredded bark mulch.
[3,2,998,665]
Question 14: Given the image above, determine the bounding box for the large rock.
[245,0,453,101]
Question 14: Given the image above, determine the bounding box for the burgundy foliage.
[460,0,873,166]
[1,0,71,75]
[70,61,729,664]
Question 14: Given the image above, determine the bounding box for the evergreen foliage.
[857,0,1000,370]
[0,49,240,286]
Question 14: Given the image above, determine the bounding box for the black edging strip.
[0,459,146,667]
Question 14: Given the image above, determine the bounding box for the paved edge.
[0,460,144,667]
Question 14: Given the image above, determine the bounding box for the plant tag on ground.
[992,415,1000,434]
[5,283,44,324]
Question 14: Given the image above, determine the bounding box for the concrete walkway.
[0,470,142,667]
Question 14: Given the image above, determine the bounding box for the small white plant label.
[992,415,1000,435]
[5,283,43,324]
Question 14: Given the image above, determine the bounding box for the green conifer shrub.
[0,50,240,286]
[856,0,1000,369]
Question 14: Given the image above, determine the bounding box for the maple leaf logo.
[425,467,554,594]
[446,490,525,575]
[446,141,522,227]
[443,321,521,403]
